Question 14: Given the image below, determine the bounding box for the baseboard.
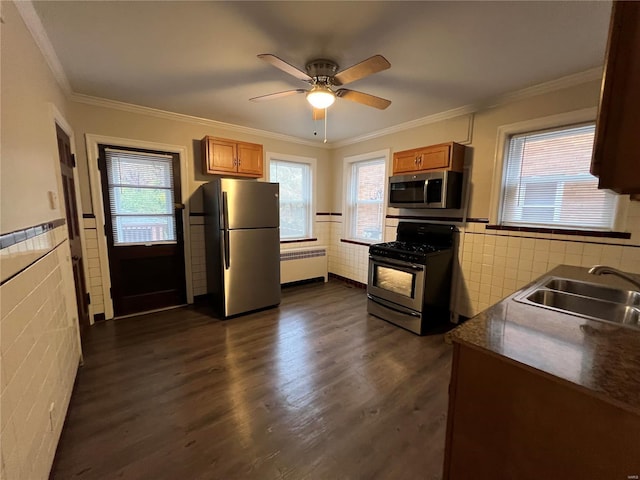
[328,273,367,289]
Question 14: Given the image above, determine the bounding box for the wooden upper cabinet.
[392,142,465,175]
[236,142,263,176]
[201,136,264,178]
[591,1,640,195]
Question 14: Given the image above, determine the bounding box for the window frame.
[343,149,390,244]
[266,152,316,241]
[489,108,627,232]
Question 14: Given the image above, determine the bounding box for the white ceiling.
[31,1,612,144]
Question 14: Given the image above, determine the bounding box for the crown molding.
[332,67,603,148]
[331,105,477,148]
[70,93,330,149]
[14,0,72,95]
[486,66,603,107]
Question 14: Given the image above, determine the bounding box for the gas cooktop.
[368,222,456,264]
[371,241,447,254]
[369,241,450,263]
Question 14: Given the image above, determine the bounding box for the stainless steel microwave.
[388,171,462,209]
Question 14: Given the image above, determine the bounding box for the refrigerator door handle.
[222,191,230,269]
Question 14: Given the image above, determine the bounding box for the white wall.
[0,2,81,478]
[329,78,640,317]
[69,101,333,214]
[68,100,333,310]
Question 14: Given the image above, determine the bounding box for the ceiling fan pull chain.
[324,108,328,143]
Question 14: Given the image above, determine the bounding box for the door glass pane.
[374,266,415,297]
[114,216,176,244]
[106,150,177,245]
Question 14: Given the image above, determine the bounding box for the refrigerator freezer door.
[223,227,281,316]
[220,178,279,229]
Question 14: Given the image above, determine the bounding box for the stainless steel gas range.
[367,222,455,335]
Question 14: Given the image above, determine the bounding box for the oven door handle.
[367,295,421,317]
[369,256,424,271]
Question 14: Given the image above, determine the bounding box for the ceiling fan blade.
[257,54,312,82]
[250,89,307,102]
[333,55,391,86]
[312,108,325,121]
[336,89,391,110]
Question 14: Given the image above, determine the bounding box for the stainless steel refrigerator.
[202,178,281,317]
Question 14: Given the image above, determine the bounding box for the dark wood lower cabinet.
[444,343,640,479]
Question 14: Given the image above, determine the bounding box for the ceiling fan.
[250,54,392,120]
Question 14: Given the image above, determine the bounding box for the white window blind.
[347,158,385,242]
[270,159,312,239]
[105,149,176,245]
[501,124,616,230]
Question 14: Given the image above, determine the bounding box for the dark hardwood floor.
[50,280,453,480]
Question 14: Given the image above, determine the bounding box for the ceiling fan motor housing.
[306,59,339,84]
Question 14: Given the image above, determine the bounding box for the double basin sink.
[515,276,640,330]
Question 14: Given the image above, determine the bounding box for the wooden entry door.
[56,125,90,326]
[98,145,186,317]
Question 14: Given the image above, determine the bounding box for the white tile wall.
[82,218,105,318]
[327,215,395,285]
[84,201,640,316]
[323,202,640,318]
[455,202,640,317]
[0,234,80,479]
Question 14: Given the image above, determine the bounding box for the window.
[345,152,388,243]
[500,123,617,230]
[269,158,313,240]
[105,148,177,245]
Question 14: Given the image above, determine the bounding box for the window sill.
[340,238,377,247]
[280,238,317,244]
[486,225,631,239]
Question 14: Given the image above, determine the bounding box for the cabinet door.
[237,142,263,177]
[417,144,450,170]
[591,1,640,194]
[393,149,420,174]
[207,138,237,174]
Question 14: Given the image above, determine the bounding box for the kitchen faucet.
[588,265,640,290]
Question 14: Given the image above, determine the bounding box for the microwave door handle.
[423,178,430,204]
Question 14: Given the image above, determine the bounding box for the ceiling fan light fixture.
[306,84,335,109]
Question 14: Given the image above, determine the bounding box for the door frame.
[49,104,86,362]
[85,134,193,320]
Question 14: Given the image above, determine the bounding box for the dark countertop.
[449,265,640,415]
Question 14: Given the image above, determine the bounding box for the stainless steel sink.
[526,289,640,328]
[543,278,640,306]
[515,275,640,330]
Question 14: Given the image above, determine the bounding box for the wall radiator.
[280,247,328,284]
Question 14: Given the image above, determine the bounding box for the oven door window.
[373,265,416,297]
[389,180,425,204]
